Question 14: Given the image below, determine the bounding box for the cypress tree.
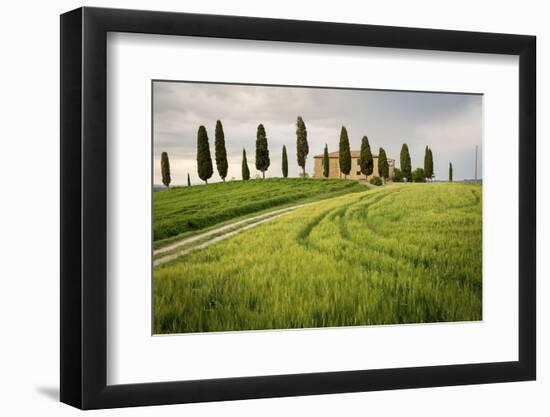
[296,116,309,176]
[424,145,430,178]
[378,147,389,183]
[242,149,250,180]
[255,123,270,179]
[282,145,288,178]
[214,120,228,182]
[196,125,213,184]
[160,152,171,189]
[400,143,412,182]
[449,162,453,182]
[359,135,374,180]
[424,146,434,181]
[430,148,434,180]
[339,126,351,179]
[322,144,330,178]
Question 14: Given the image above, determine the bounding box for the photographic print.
[152,81,482,335]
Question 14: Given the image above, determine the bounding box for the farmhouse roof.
[313,150,394,161]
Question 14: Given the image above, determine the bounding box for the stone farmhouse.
[313,150,395,180]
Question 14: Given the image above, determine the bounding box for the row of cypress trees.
[165,117,311,186]
[160,119,439,187]
[162,121,229,188]
[321,127,392,182]
[399,144,435,182]
[243,116,308,181]
[320,128,436,183]
[400,144,435,182]
[196,120,233,184]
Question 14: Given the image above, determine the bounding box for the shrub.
[393,167,403,182]
[412,168,426,183]
[370,176,383,186]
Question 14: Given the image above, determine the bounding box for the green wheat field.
[153,180,482,334]
[153,178,366,248]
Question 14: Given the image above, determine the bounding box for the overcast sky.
[153,81,482,185]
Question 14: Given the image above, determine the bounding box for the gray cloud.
[153,81,482,185]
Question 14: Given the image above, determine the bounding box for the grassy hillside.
[154,183,482,333]
[154,178,365,246]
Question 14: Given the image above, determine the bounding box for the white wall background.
[0,0,546,415]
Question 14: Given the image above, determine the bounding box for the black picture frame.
[60,6,536,410]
